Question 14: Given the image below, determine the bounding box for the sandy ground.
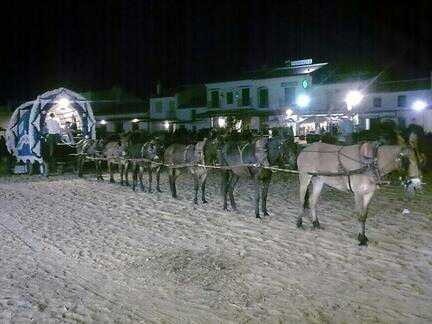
[0,170,432,323]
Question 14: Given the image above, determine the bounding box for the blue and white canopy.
[6,88,96,163]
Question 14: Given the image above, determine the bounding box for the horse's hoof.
[312,220,320,229]
[256,214,261,219]
[263,211,270,217]
[202,199,208,204]
[109,179,115,183]
[296,218,303,228]
[132,186,136,192]
[120,182,124,186]
[193,199,198,205]
[125,182,130,187]
[157,188,162,193]
[358,233,369,246]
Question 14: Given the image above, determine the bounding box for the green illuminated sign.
[302,79,309,89]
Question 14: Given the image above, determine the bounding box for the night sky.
[1,0,431,104]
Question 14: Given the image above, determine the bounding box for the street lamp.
[345,90,363,111]
[296,94,311,108]
[131,118,139,123]
[100,120,107,125]
[412,100,427,112]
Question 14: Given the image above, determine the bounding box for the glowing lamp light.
[218,117,226,128]
[100,120,107,125]
[412,100,427,112]
[296,94,311,108]
[164,121,170,129]
[286,109,293,117]
[57,97,70,109]
[131,118,139,123]
[345,90,363,111]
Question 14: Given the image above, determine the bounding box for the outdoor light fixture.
[164,121,170,129]
[131,118,139,123]
[100,120,107,125]
[286,109,293,117]
[218,117,226,128]
[57,97,70,109]
[296,94,311,108]
[345,90,363,111]
[412,100,427,112]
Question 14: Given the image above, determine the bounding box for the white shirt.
[46,118,62,134]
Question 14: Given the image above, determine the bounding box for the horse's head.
[397,133,423,194]
[204,137,220,165]
[268,137,298,169]
[143,140,159,160]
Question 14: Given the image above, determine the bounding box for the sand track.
[1,172,432,323]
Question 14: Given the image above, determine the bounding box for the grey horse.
[164,138,218,204]
[130,139,164,192]
[76,138,104,179]
[97,136,129,183]
[296,135,422,245]
[219,136,298,218]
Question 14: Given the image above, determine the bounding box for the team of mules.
[76,132,423,245]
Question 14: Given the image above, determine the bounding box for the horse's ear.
[408,132,418,149]
[396,133,406,146]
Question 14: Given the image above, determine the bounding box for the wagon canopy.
[6,88,96,163]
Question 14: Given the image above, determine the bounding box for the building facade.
[148,61,432,135]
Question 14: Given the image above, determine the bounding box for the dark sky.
[1,0,431,104]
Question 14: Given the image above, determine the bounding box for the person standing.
[45,113,62,160]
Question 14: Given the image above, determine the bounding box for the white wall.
[357,89,432,132]
[205,75,312,112]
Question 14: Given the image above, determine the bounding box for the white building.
[147,62,432,135]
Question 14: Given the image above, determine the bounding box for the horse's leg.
[120,162,125,186]
[201,171,208,203]
[228,174,239,211]
[148,165,153,192]
[172,169,180,198]
[297,173,313,228]
[124,161,130,186]
[222,171,229,210]
[132,163,138,191]
[138,165,145,191]
[254,177,261,218]
[356,190,375,246]
[261,176,271,216]
[309,177,324,229]
[98,161,104,180]
[193,173,199,204]
[156,166,162,192]
[168,168,177,198]
[109,161,115,183]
